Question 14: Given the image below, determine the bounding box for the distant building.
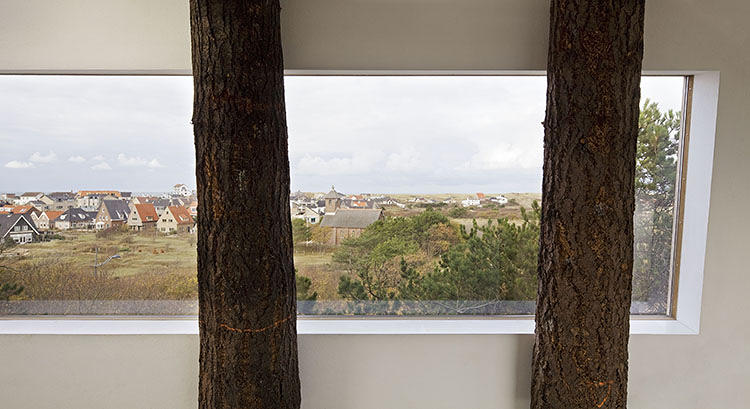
[490,195,509,205]
[127,203,159,231]
[157,206,195,234]
[187,200,198,217]
[36,211,64,231]
[0,193,18,202]
[95,200,131,230]
[172,184,191,197]
[18,192,44,205]
[320,209,384,245]
[324,186,346,215]
[461,197,481,207]
[77,193,119,212]
[53,208,97,230]
[0,213,39,244]
[291,206,320,224]
[45,192,77,211]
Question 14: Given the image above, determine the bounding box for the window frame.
[0,70,719,335]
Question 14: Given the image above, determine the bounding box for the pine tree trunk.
[190,1,300,408]
[531,1,645,408]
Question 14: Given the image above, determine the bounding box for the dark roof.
[48,192,76,201]
[21,192,42,197]
[102,200,131,221]
[0,214,39,238]
[324,186,345,199]
[320,209,383,229]
[55,208,97,223]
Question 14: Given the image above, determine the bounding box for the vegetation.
[632,99,681,311]
[0,103,677,315]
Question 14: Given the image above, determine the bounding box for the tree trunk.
[531,1,645,408]
[190,1,300,408]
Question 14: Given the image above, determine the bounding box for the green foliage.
[448,206,468,218]
[0,240,23,300]
[291,218,311,245]
[400,202,540,302]
[335,209,456,300]
[337,204,540,305]
[0,282,23,301]
[633,100,681,308]
[296,273,318,301]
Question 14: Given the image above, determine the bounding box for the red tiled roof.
[11,205,36,214]
[168,206,194,225]
[78,190,121,198]
[134,204,158,222]
[43,211,64,221]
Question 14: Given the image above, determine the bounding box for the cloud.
[91,162,112,171]
[117,153,147,167]
[68,155,86,163]
[117,153,164,168]
[295,151,385,176]
[29,151,57,163]
[91,155,106,161]
[4,160,35,169]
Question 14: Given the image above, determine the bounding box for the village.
[0,184,516,246]
[0,184,198,244]
[0,183,539,307]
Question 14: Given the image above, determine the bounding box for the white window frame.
[0,70,719,335]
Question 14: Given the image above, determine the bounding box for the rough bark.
[531,1,645,408]
[190,1,300,408]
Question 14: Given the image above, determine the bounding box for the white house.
[461,197,481,207]
[172,184,191,197]
[490,195,509,205]
[0,213,39,244]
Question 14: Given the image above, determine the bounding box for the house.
[187,200,198,217]
[157,206,195,233]
[461,197,481,207]
[320,208,384,245]
[172,184,191,197]
[292,206,320,224]
[152,198,187,215]
[35,211,64,231]
[46,192,77,211]
[18,192,44,205]
[490,195,509,205]
[4,205,42,231]
[0,193,18,203]
[0,213,39,244]
[77,193,119,211]
[127,203,159,231]
[94,200,131,230]
[52,208,97,230]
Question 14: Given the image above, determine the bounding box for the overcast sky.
[0,75,683,194]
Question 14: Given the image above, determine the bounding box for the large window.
[0,74,687,319]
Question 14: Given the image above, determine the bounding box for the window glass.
[0,75,685,316]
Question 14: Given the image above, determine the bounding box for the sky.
[0,75,684,194]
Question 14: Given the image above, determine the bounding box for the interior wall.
[1,1,748,408]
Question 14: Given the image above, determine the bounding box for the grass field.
[18,229,198,278]
[3,193,541,303]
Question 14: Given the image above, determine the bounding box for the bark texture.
[190,1,300,408]
[531,1,645,408]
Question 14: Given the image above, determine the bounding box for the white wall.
[1,1,748,408]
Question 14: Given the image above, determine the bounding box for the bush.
[448,207,468,218]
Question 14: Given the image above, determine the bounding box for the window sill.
[0,316,698,335]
